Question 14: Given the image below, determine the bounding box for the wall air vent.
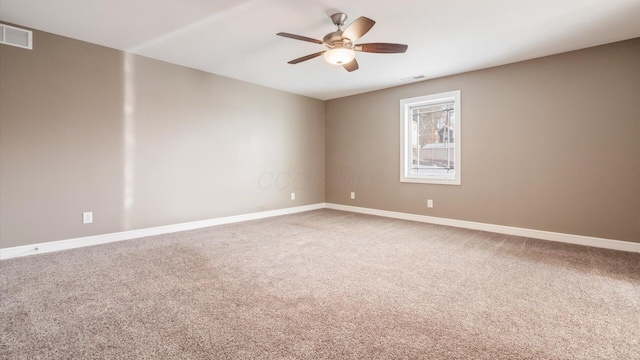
[0,23,32,49]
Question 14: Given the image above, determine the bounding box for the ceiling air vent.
[0,23,32,49]
[400,75,426,82]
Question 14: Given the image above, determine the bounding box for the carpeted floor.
[1,209,639,359]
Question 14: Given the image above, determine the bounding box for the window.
[400,90,461,185]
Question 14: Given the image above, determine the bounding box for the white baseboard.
[0,203,326,260]
[325,203,640,253]
[2,202,638,260]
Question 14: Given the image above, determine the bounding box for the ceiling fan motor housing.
[323,30,353,49]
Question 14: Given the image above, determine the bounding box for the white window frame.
[400,90,461,185]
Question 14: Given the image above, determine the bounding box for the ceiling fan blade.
[277,32,323,45]
[354,43,408,53]
[288,51,326,64]
[342,17,375,42]
[343,58,359,72]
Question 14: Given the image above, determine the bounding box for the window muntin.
[400,91,461,185]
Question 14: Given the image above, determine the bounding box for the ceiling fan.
[277,13,408,72]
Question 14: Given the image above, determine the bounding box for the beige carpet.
[1,209,639,359]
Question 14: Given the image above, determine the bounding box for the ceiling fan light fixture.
[323,48,355,65]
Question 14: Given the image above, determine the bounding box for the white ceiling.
[2,0,639,100]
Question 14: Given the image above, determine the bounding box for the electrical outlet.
[82,212,93,224]
[350,192,355,200]
[291,192,295,200]
[427,199,433,208]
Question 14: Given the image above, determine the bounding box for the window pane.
[410,102,455,178]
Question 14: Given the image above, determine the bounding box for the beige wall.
[0,29,325,248]
[2,28,638,249]
[326,39,640,243]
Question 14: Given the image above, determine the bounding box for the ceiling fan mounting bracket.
[330,13,348,28]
